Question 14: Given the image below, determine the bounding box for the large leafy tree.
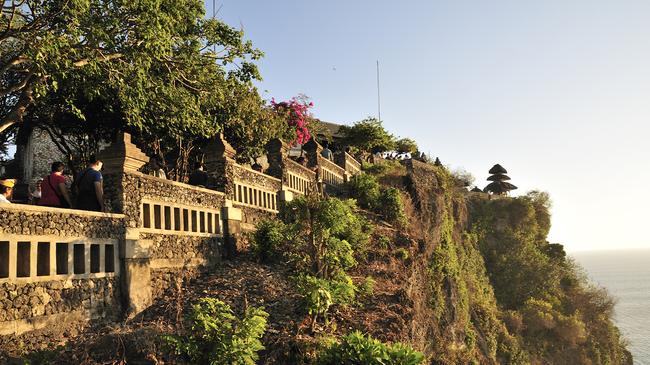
[338,117,396,155]
[1,0,286,176]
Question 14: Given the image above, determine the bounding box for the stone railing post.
[221,200,243,258]
[96,133,152,318]
[205,134,236,199]
[265,138,288,180]
[303,138,322,169]
[97,132,149,215]
[122,228,152,316]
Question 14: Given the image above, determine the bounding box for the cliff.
[1,159,632,364]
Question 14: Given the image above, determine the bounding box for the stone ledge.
[128,171,227,196]
[0,203,125,219]
[0,309,88,336]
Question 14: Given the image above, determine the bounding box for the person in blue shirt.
[75,158,104,212]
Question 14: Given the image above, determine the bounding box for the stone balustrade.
[0,133,362,340]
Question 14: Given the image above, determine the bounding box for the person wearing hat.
[0,179,16,204]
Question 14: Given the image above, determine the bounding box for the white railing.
[0,235,118,283]
[141,199,222,236]
[233,181,279,212]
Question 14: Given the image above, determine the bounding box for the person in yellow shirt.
[0,179,16,204]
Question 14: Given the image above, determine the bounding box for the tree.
[339,118,396,155]
[395,137,418,154]
[1,0,272,174]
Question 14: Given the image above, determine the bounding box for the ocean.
[572,250,650,365]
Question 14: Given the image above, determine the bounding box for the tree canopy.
[338,118,396,155]
[1,0,294,175]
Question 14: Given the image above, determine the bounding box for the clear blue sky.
[211,0,650,252]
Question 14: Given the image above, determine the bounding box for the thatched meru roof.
[489,164,507,174]
[470,186,483,193]
[487,174,511,181]
[434,157,442,167]
[483,181,518,195]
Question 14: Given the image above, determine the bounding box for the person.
[296,156,307,166]
[40,162,73,208]
[321,144,333,160]
[74,158,104,212]
[0,179,15,204]
[149,157,167,179]
[188,162,208,187]
[251,162,263,172]
[31,179,42,204]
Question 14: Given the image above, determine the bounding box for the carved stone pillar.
[205,134,236,199]
[265,138,288,180]
[303,138,322,169]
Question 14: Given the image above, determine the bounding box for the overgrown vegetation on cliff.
[468,193,632,364]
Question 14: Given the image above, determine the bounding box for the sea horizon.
[572,249,650,365]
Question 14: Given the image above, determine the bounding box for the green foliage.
[377,235,392,250]
[162,298,268,365]
[359,276,376,297]
[394,248,410,261]
[256,195,371,328]
[344,174,406,226]
[251,219,287,262]
[1,0,291,174]
[339,118,396,154]
[379,187,407,226]
[317,331,424,365]
[468,191,632,364]
[395,138,418,154]
[346,174,381,210]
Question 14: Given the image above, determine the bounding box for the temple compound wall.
[0,133,360,341]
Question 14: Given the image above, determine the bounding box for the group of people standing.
[0,158,105,212]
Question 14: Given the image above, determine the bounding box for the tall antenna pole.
[212,0,216,54]
[376,60,381,122]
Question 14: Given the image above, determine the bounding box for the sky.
[209,0,650,251]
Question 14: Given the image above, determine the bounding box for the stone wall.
[0,277,120,336]
[0,204,124,337]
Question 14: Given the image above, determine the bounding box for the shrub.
[346,174,381,210]
[162,298,268,365]
[379,187,406,226]
[359,276,376,297]
[251,219,286,262]
[377,235,392,250]
[317,331,424,365]
[296,274,357,330]
[394,248,409,261]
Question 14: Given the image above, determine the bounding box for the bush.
[359,276,375,297]
[379,187,406,226]
[394,248,409,261]
[162,298,268,365]
[251,219,286,262]
[296,274,357,330]
[317,331,424,365]
[377,235,392,250]
[346,174,381,210]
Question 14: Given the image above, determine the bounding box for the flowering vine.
[271,97,313,145]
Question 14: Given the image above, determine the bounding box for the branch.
[0,56,30,75]
[73,52,123,67]
[0,71,32,96]
[0,74,36,134]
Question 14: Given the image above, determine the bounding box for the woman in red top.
[39,162,72,208]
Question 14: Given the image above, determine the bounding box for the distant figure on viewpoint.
[40,162,72,208]
[75,158,104,212]
[188,162,208,187]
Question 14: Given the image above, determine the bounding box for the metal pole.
[376,60,381,122]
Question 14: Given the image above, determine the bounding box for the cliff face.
[402,160,526,364]
[401,159,631,364]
